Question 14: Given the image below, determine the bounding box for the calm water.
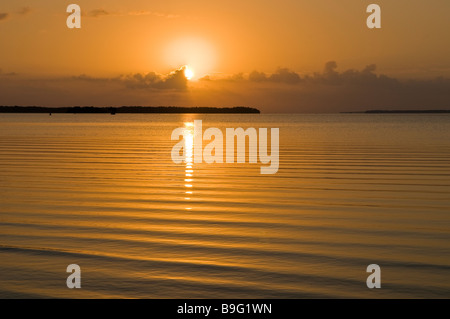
[0,113,449,298]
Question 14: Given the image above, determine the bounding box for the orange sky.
[0,0,449,112]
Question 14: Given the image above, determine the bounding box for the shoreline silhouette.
[342,110,450,114]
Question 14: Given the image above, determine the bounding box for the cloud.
[248,71,267,82]
[244,62,401,87]
[233,68,302,84]
[1,63,449,112]
[87,9,179,19]
[88,9,110,18]
[0,68,17,76]
[17,7,32,15]
[122,68,187,90]
[193,62,450,112]
[247,62,394,86]
[0,13,9,21]
[70,74,111,83]
[72,67,188,90]
[127,10,151,16]
[304,61,398,86]
[0,7,32,21]
[269,68,301,84]
[128,10,180,18]
[199,75,212,81]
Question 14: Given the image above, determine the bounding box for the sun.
[184,66,194,80]
[165,37,216,79]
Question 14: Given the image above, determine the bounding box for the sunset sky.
[1,0,449,112]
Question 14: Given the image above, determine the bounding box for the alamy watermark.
[66,264,81,289]
[171,120,279,174]
[366,264,381,289]
[66,4,381,29]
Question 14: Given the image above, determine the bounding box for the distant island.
[0,106,260,114]
[342,110,450,114]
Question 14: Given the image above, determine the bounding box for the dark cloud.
[86,9,179,19]
[247,68,302,83]
[0,8,32,21]
[249,71,267,82]
[200,62,450,112]
[229,73,244,81]
[0,68,17,76]
[249,68,301,84]
[1,63,449,112]
[304,61,400,87]
[89,9,110,18]
[71,74,112,82]
[269,68,301,84]
[245,62,403,88]
[18,7,32,15]
[72,68,188,90]
[247,62,398,86]
[323,60,338,74]
[122,68,187,90]
[128,10,180,19]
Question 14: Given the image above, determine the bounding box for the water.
[0,113,449,298]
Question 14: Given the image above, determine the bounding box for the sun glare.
[184,66,194,80]
[165,37,216,79]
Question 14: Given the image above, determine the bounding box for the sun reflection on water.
[184,122,194,210]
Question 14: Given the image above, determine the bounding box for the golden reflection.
[184,122,194,210]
